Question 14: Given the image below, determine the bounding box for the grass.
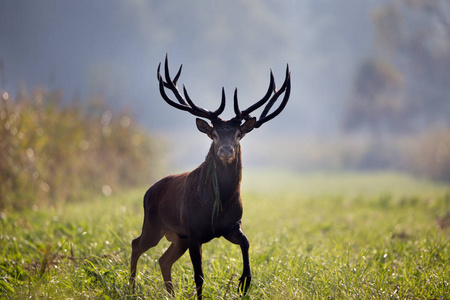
[1,171,449,299]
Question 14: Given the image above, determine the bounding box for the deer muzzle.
[218,145,235,163]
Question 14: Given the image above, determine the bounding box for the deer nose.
[218,145,235,160]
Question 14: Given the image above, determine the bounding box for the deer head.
[157,55,291,164]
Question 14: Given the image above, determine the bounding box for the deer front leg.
[225,225,252,296]
[189,239,204,300]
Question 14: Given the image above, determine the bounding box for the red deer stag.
[130,55,291,299]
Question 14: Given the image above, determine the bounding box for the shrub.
[0,88,161,210]
[401,128,450,182]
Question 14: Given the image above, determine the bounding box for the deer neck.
[205,144,242,201]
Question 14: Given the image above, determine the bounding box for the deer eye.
[212,132,219,140]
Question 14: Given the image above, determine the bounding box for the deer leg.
[158,237,189,295]
[224,225,252,296]
[130,222,163,291]
[188,239,204,300]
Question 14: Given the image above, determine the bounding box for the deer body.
[130,56,290,299]
[144,143,244,243]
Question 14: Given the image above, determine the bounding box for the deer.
[130,55,291,299]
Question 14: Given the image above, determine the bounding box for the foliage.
[0,88,161,210]
[0,172,449,299]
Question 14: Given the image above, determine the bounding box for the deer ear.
[196,118,213,135]
[240,117,256,134]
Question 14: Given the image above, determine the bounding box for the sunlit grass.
[1,171,449,299]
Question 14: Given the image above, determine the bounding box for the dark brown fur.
[130,56,290,299]
[130,120,252,299]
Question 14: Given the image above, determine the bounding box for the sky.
[0,0,385,166]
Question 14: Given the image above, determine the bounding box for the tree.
[343,59,404,133]
[344,0,450,133]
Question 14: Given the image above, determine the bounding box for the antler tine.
[157,55,224,121]
[235,69,276,120]
[173,64,182,85]
[158,71,197,113]
[214,87,226,117]
[258,67,288,120]
[183,85,226,119]
[254,65,291,128]
[158,64,182,89]
[233,88,242,119]
[157,62,186,105]
[163,56,189,106]
[157,59,202,116]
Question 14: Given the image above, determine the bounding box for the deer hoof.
[238,276,252,295]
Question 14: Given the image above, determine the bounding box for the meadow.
[1,170,449,299]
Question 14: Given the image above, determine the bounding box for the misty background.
[1,0,449,181]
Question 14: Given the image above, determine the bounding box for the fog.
[1,0,380,127]
[2,0,449,179]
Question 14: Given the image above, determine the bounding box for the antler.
[234,65,291,128]
[157,55,225,121]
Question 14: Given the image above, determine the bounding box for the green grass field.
[1,171,449,299]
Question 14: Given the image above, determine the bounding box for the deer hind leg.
[130,218,164,291]
[158,236,189,295]
[224,225,252,296]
